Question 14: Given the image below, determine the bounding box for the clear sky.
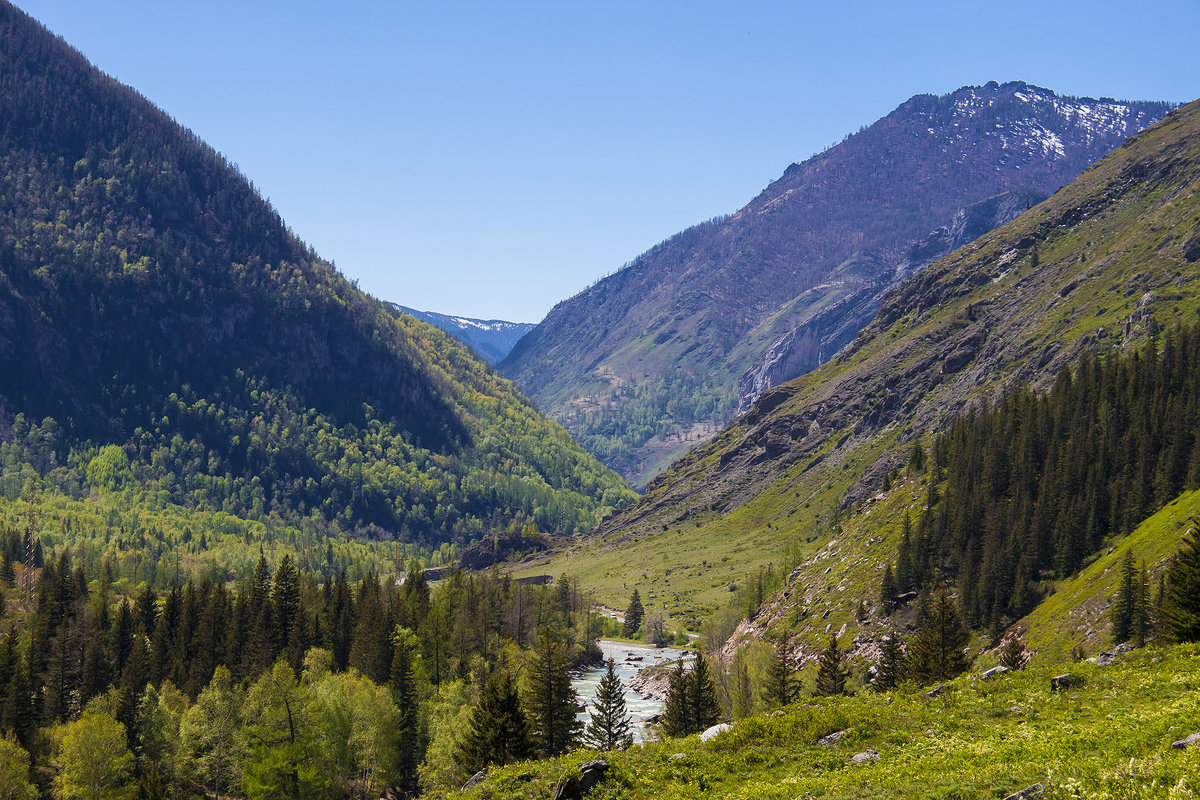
[15,1,1200,322]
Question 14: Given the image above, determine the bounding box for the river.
[572,639,690,743]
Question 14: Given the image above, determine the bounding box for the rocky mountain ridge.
[605,97,1200,544]
[502,81,1174,486]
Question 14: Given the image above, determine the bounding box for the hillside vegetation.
[0,2,634,560]
[450,643,1200,800]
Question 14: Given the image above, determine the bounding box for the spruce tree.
[873,631,906,691]
[763,636,797,708]
[524,627,581,756]
[622,589,644,638]
[1164,522,1200,641]
[689,653,721,733]
[661,660,692,737]
[1111,550,1136,644]
[583,658,633,751]
[814,636,849,696]
[907,588,972,685]
[390,626,422,795]
[997,631,1030,671]
[458,671,533,774]
[880,564,897,611]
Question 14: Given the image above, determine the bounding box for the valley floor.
[448,643,1200,799]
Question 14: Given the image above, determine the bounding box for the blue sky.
[17,1,1200,322]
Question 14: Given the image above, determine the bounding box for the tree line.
[0,549,623,798]
[885,322,1200,632]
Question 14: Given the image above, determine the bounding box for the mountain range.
[501,82,1174,487]
[391,304,535,364]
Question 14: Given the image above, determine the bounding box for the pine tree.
[689,653,721,733]
[1164,522,1200,641]
[907,588,972,685]
[763,636,797,708]
[661,660,692,737]
[583,658,633,751]
[390,626,422,795]
[622,589,644,638]
[457,671,533,773]
[272,554,301,655]
[880,564,897,611]
[1111,550,1136,644]
[997,631,1030,671]
[523,627,581,756]
[814,636,849,696]
[873,631,906,691]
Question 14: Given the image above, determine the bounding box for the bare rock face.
[737,189,1045,412]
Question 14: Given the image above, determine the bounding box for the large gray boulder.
[700,723,731,742]
[552,759,611,800]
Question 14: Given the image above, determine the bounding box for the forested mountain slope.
[0,2,634,548]
[502,82,1172,486]
[516,97,1200,623]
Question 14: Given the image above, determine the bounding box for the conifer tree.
[907,588,972,685]
[661,660,692,738]
[997,630,1030,671]
[583,658,633,751]
[1164,522,1200,641]
[814,636,849,697]
[880,564,897,611]
[1111,550,1136,644]
[872,631,906,691]
[689,653,721,733]
[458,670,533,774]
[622,589,644,638]
[763,636,797,708]
[523,627,581,756]
[390,626,423,795]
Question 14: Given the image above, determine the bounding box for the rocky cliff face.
[502,82,1173,486]
[735,188,1047,411]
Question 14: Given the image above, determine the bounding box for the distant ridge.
[501,81,1175,487]
[391,304,535,364]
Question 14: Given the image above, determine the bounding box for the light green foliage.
[418,680,474,793]
[181,666,244,800]
[85,444,130,491]
[50,707,134,800]
[447,644,1200,800]
[241,660,332,800]
[133,682,186,791]
[0,734,38,800]
[306,660,402,798]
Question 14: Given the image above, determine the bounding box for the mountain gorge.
[0,2,634,555]
[502,83,1174,487]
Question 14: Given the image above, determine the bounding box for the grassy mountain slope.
[502,83,1172,486]
[447,643,1200,799]
[0,2,634,552]
[515,98,1200,624]
[1019,489,1200,661]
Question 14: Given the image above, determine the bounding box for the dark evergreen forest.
[890,321,1200,629]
